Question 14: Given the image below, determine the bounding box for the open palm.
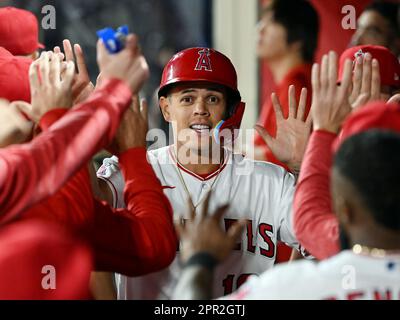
[255,85,312,172]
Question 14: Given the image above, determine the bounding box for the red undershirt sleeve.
[0,79,132,224]
[293,130,340,260]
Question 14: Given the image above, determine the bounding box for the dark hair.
[334,130,400,231]
[364,1,400,36]
[263,0,319,62]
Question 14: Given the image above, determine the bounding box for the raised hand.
[97,34,149,94]
[311,51,353,134]
[175,192,246,264]
[255,85,312,173]
[112,95,149,153]
[26,51,75,123]
[349,52,382,110]
[54,40,95,104]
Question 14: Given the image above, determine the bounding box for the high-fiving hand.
[255,85,312,172]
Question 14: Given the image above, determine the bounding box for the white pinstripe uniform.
[97,145,301,299]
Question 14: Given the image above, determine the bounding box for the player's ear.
[159,96,171,122]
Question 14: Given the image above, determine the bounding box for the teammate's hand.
[255,86,312,173]
[0,99,33,148]
[175,192,246,264]
[349,52,382,110]
[28,51,75,123]
[311,51,353,134]
[97,34,149,94]
[54,40,95,104]
[112,95,148,153]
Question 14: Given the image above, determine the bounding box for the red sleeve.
[293,130,340,260]
[0,79,132,224]
[88,148,177,276]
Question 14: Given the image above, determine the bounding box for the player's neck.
[266,53,304,84]
[174,144,224,175]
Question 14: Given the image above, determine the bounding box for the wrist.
[313,124,340,135]
[183,252,219,272]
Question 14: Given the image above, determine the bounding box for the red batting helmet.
[158,47,245,141]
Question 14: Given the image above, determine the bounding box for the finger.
[29,60,41,90]
[320,54,329,89]
[140,98,148,123]
[213,204,229,222]
[63,39,74,62]
[227,219,247,242]
[339,59,353,97]
[297,87,308,121]
[271,92,284,120]
[49,51,61,84]
[54,46,61,54]
[74,44,89,77]
[288,85,296,118]
[124,34,139,56]
[187,197,195,221]
[62,61,75,88]
[311,63,320,93]
[39,52,50,84]
[351,55,363,99]
[200,191,212,219]
[254,125,274,149]
[370,58,381,100]
[360,53,372,96]
[305,107,313,127]
[174,220,186,239]
[328,51,338,92]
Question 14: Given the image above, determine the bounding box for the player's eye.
[207,95,219,104]
[180,96,194,105]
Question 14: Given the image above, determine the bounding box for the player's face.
[256,10,289,60]
[351,11,393,48]
[159,82,226,152]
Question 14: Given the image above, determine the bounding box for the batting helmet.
[158,47,245,141]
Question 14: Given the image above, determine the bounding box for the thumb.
[254,125,274,149]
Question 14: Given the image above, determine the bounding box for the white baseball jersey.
[223,250,400,300]
[97,145,300,299]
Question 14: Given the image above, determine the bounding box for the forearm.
[0,79,132,223]
[293,130,340,260]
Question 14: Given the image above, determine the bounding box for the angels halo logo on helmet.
[158,47,246,144]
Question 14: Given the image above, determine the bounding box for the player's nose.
[193,99,209,116]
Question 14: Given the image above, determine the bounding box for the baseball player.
[97,47,312,299]
[0,6,44,60]
[1,36,178,284]
[173,129,400,300]
[294,48,400,261]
